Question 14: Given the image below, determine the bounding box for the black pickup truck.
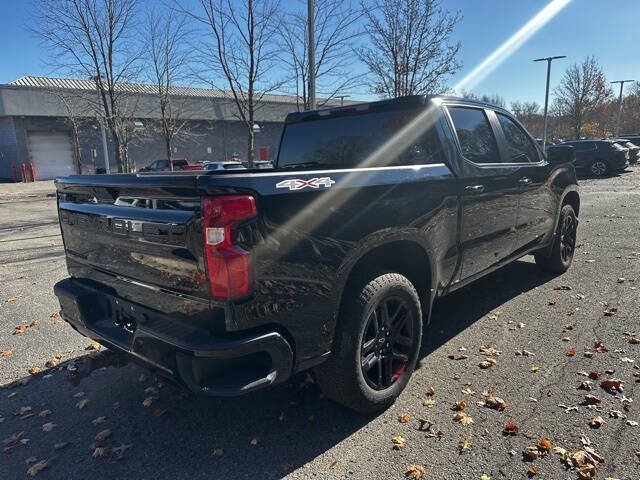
[54,96,579,412]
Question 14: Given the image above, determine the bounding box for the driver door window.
[496,113,540,163]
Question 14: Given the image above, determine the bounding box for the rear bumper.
[54,278,293,396]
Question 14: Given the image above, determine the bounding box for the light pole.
[533,55,566,150]
[90,76,110,174]
[338,95,350,106]
[307,0,316,110]
[611,79,634,138]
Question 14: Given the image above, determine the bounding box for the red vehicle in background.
[139,158,202,172]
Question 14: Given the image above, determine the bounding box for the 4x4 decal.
[276,177,336,190]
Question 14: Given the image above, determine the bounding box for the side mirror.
[547,145,575,165]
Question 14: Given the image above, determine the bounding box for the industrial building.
[0,76,338,181]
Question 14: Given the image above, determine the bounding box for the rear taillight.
[202,195,257,300]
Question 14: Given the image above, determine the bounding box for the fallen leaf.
[212,448,224,457]
[458,435,472,452]
[538,438,552,452]
[392,435,406,450]
[589,416,605,428]
[142,396,156,407]
[588,371,601,379]
[3,431,25,446]
[417,418,433,431]
[530,365,540,373]
[452,400,468,411]
[41,422,56,432]
[620,357,634,364]
[523,446,540,460]
[86,341,101,351]
[25,456,38,465]
[617,277,625,283]
[28,367,41,375]
[630,336,640,345]
[453,412,473,426]
[503,422,519,436]
[448,353,468,360]
[461,387,475,395]
[479,358,496,369]
[482,391,507,411]
[14,406,32,416]
[92,447,110,459]
[578,380,594,391]
[153,408,167,417]
[26,459,52,476]
[92,416,106,426]
[601,378,623,394]
[250,436,260,446]
[423,398,436,407]
[479,346,501,356]
[603,307,618,316]
[627,420,639,427]
[567,348,576,357]
[38,410,51,417]
[527,465,537,477]
[45,354,64,369]
[516,350,535,356]
[75,398,89,409]
[582,395,601,406]
[112,443,132,459]
[94,429,111,443]
[1,349,13,357]
[594,341,608,353]
[398,413,411,423]
[406,464,426,479]
[553,285,572,291]
[480,475,491,480]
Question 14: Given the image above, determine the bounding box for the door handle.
[518,177,532,185]
[464,185,485,193]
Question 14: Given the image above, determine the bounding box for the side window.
[496,112,540,163]
[447,107,500,164]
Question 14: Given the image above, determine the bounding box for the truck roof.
[285,95,507,124]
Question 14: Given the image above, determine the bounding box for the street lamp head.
[533,55,566,62]
[611,80,635,84]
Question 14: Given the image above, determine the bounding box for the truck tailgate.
[56,174,209,300]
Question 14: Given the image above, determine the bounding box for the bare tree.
[182,0,283,167]
[510,100,542,136]
[552,56,612,139]
[459,90,506,108]
[145,7,192,171]
[279,0,364,110]
[357,0,462,98]
[33,0,142,172]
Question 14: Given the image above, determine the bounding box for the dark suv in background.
[560,139,629,177]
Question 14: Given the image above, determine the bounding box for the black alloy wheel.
[559,213,576,264]
[360,296,413,391]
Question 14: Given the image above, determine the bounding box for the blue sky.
[1,0,638,106]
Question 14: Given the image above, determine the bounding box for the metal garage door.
[28,131,75,180]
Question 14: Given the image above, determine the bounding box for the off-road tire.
[315,273,422,413]
[535,204,577,273]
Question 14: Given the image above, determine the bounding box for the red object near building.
[12,164,18,183]
[21,163,28,182]
[29,163,36,182]
[259,147,268,161]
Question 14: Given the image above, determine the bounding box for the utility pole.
[611,79,635,138]
[533,55,566,151]
[338,95,350,106]
[90,76,110,174]
[307,0,316,110]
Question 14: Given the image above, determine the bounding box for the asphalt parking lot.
[1,170,639,480]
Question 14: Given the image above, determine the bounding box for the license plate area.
[86,296,143,350]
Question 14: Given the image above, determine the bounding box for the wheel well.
[340,241,431,312]
[563,191,580,217]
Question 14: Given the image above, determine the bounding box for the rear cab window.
[276,107,446,169]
